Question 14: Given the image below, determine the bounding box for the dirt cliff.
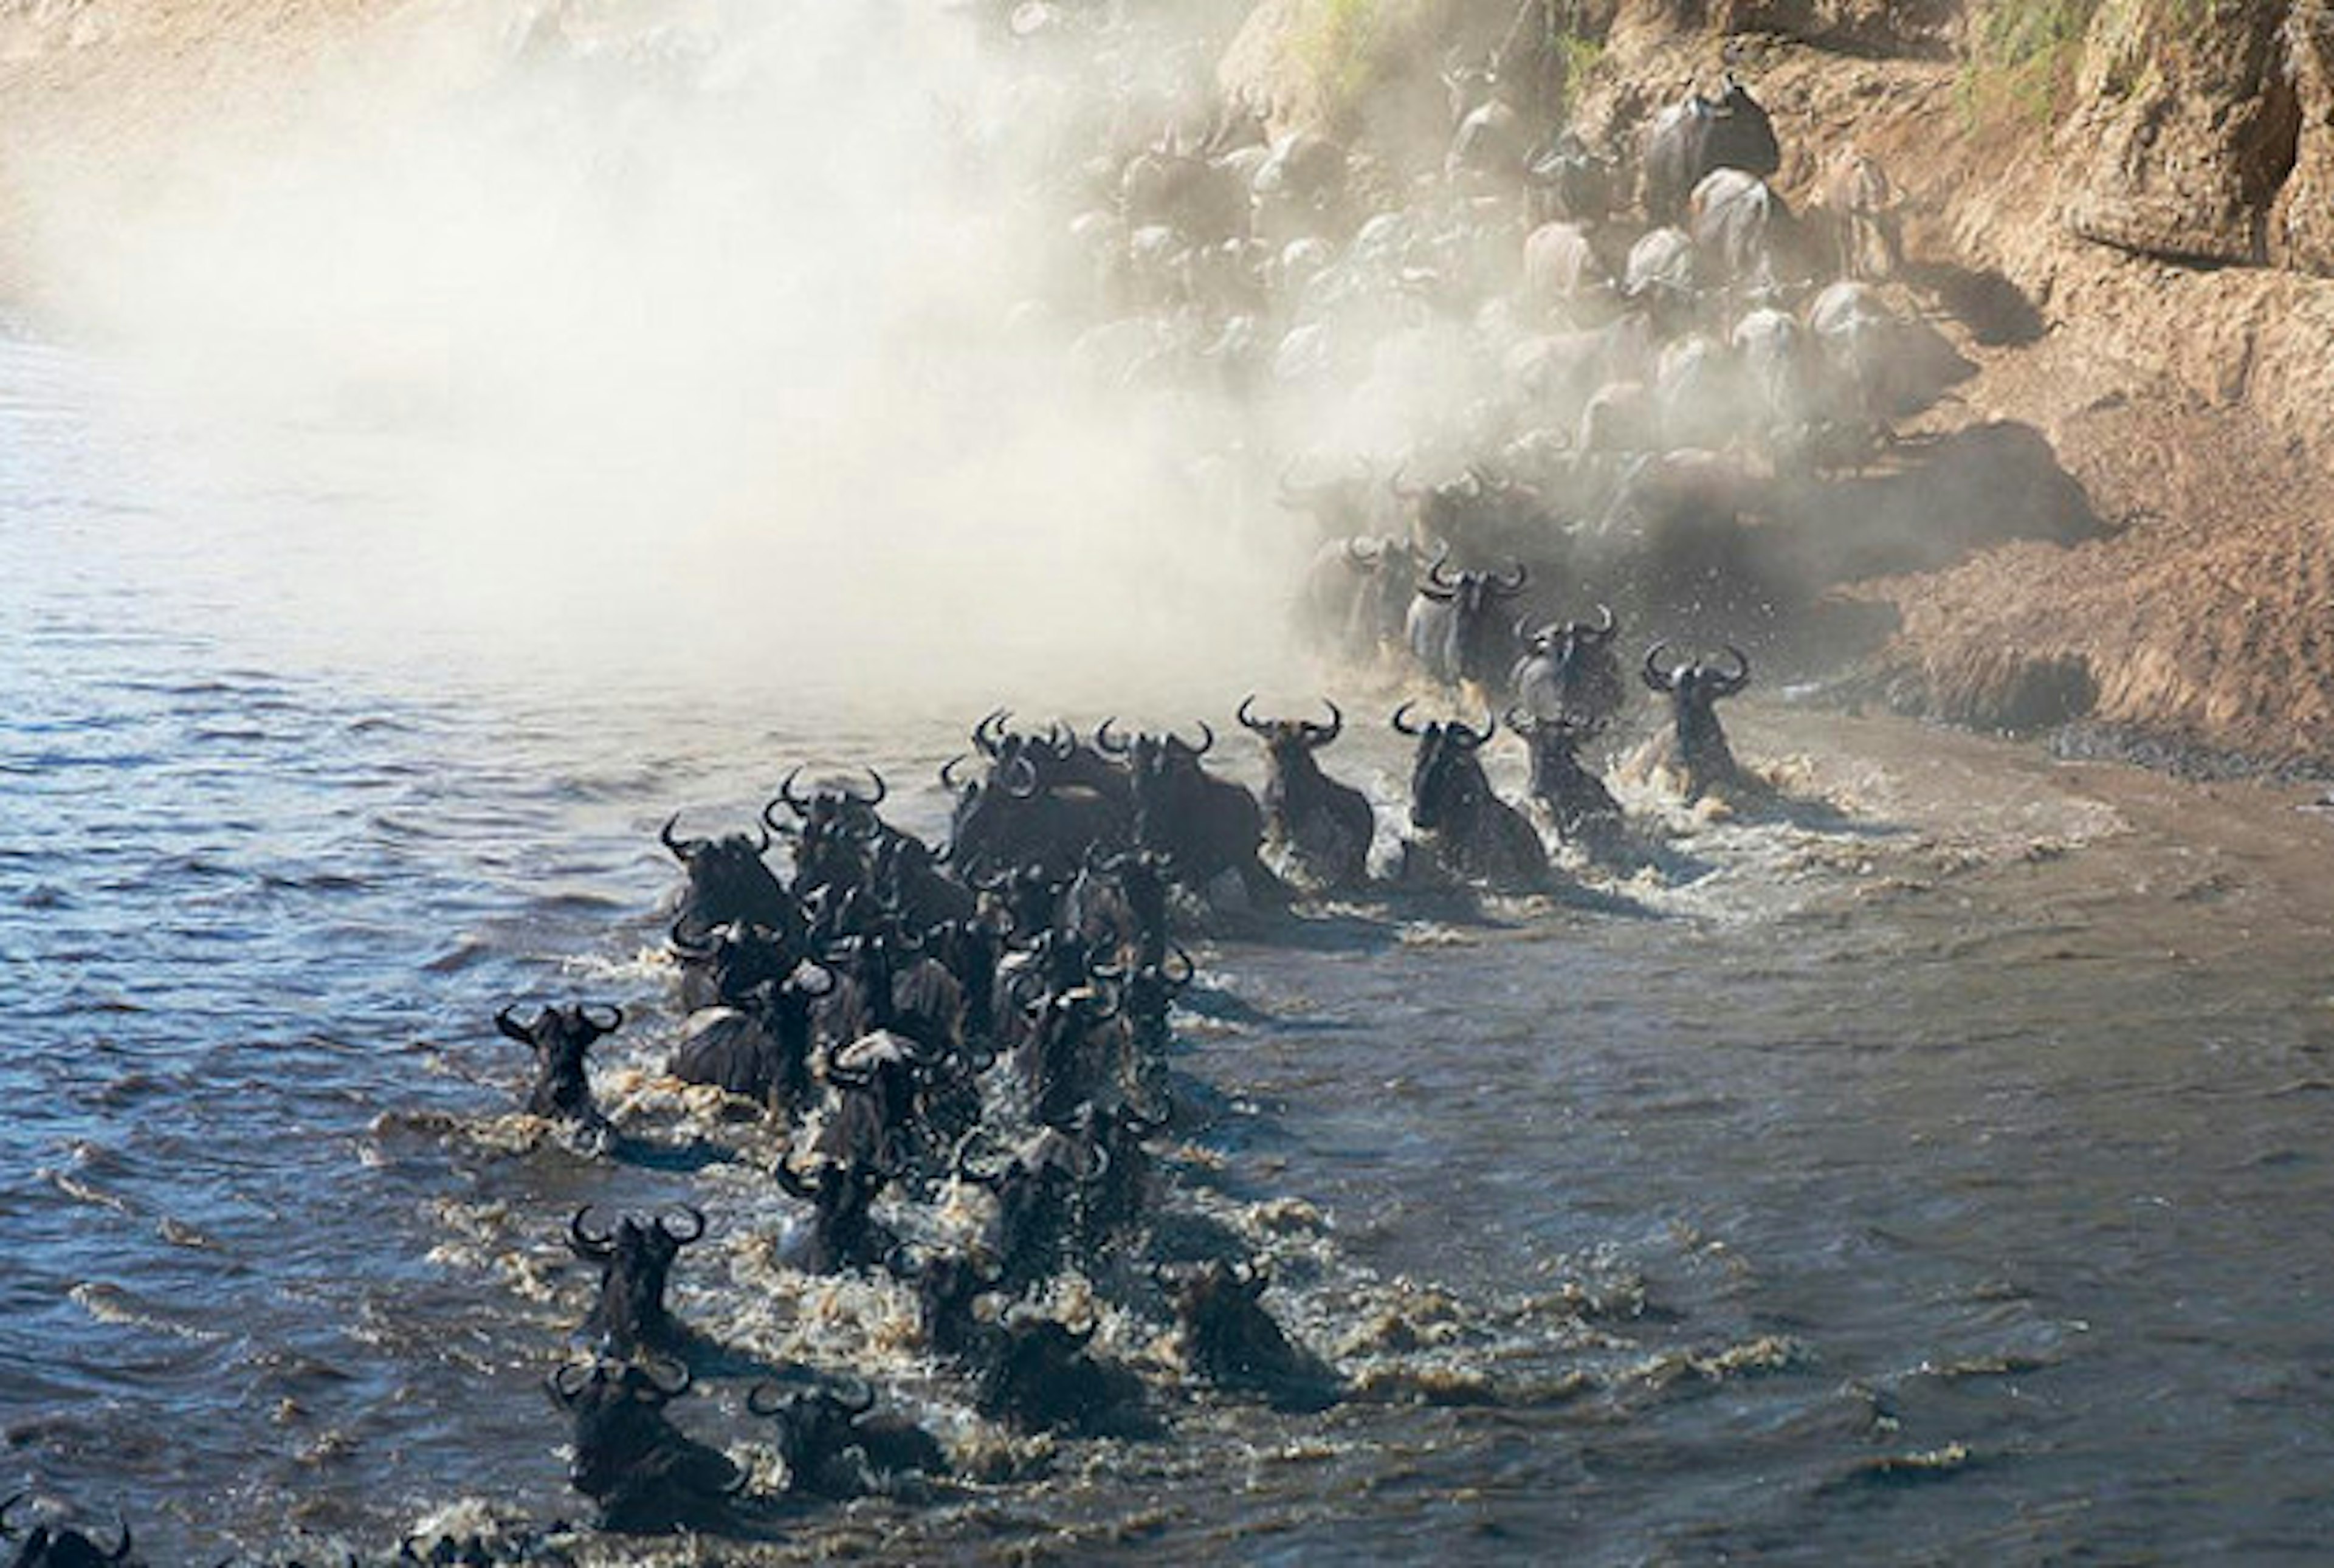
[1228,0,2334,768]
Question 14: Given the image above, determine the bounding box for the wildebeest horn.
[667,916,717,960]
[1491,560,1529,595]
[843,769,887,807]
[1451,712,1496,749]
[640,1357,691,1399]
[1072,1135,1110,1182]
[1095,716,1131,755]
[1589,602,1617,641]
[1425,546,1458,590]
[1176,720,1214,757]
[1716,644,1752,691]
[1163,945,1196,986]
[772,766,811,820]
[776,1153,825,1200]
[1299,700,1343,744]
[107,1518,132,1564]
[1236,694,1269,735]
[954,1132,1007,1188]
[579,1003,624,1035]
[569,1205,617,1259]
[823,1048,876,1090]
[1644,641,1681,692]
[1389,700,1427,737]
[655,1206,707,1246]
[972,708,1010,758]
[659,814,700,862]
[832,1373,877,1417]
[745,1380,794,1418]
[1044,721,1076,760]
[493,1005,535,1045]
[548,1360,597,1404]
[1121,1095,1172,1133]
[1503,705,1537,735]
[940,754,972,795]
[1344,535,1385,566]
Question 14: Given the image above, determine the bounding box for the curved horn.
[1071,1135,1110,1183]
[1236,694,1269,735]
[1389,700,1427,738]
[1492,560,1529,595]
[579,1003,624,1036]
[1094,716,1131,756]
[659,813,699,861]
[1644,641,1681,693]
[1716,644,1752,692]
[569,1205,616,1259]
[940,754,972,795]
[640,1357,692,1400]
[1589,602,1617,641]
[746,1380,794,1418]
[1451,711,1496,749]
[494,1006,535,1045]
[548,1360,596,1404]
[1425,546,1458,590]
[778,765,813,817]
[1178,720,1215,758]
[833,1373,877,1417]
[655,1205,707,1246]
[1301,699,1343,744]
[844,768,887,808]
[1044,721,1076,761]
[667,916,716,960]
[776,1153,825,1200]
[1000,753,1041,800]
[108,1519,133,1565]
[973,708,1010,758]
[954,1132,1007,1188]
[1163,945,1197,987]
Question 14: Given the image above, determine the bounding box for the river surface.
[7,332,2334,1564]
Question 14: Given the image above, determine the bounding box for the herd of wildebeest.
[0,5,1977,1558]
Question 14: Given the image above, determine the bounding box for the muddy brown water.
[7,335,2334,1565]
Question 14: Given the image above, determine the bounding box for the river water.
[7,328,2334,1565]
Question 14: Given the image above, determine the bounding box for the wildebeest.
[0,1497,137,1568]
[954,1127,1098,1291]
[668,916,797,1014]
[943,753,1129,881]
[1641,72,1781,224]
[1238,696,1374,890]
[661,814,799,943]
[1527,129,1616,228]
[1642,642,1754,800]
[1117,725,1288,908]
[746,1377,949,1498]
[1820,145,1904,281]
[1688,167,1799,306]
[971,1308,1152,1436]
[816,1026,940,1174]
[546,1358,740,1535]
[1393,704,1549,891]
[1510,603,1626,731]
[775,1152,895,1276]
[1407,553,1531,692]
[1296,536,1417,661]
[495,1003,622,1131]
[568,1205,706,1358]
[1731,305,1814,455]
[1160,1259,1341,1412]
[1061,845,1174,968]
[1507,709,1626,845]
[669,968,830,1115]
[1521,219,1614,325]
[887,1245,1003,1360]
[1804,279,1901,450]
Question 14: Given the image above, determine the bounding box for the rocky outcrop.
[2270,5,2334,275]
[2061,0,2301,266]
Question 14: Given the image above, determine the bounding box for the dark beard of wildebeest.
[1062,845,1174,968]
[0,1495,137,1568]
[1643,641,1753,801]
[1238,696,1376,890]
[776,1152,894,1275]
[886,1244,1003,1360]
[567,1205,706,1358]
[1640,69,1781,224]
[495,1003,622,1130]
[669,966,832,1115]
[746,1377,949,1499]
[1406,552,1531,693]
[1295,535,1416,662]
[1506,709,1627,845]
[971,1309,1152,1437]
[764,766,887,905]
[1107,722,1290,909]
[1393,703,1551,892]
[1509,604,1625,731]
[667,915,799,1013]
[659,812,802,947]
[546,1358,741,1535]
[1159,1258,1343,1412]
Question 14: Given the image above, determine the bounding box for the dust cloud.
[18,0,1302,712]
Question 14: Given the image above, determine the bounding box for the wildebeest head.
[1019,982,1123,1127]
[1236,695,1343,772]
[1118,945,1194,1065]
[568,1204,706,1357]
[1512,603,1624,730]
[746,1375,949,1497]
[0,1496,136,1568]
[1506,708,1625,842]
[1392,703,1499,833]
[1643,642,1751,795]
[546,1356,739,1532]
[667,916,796,1012]
[1158,1258,1341,1411]
[495,1003,621,1127]
[766,766,886,901]
[776,1152,893,1275]
[888,1244,1005,1358]
[972,1308,1148,1436]
[661,813,796,940]
[1414,550,1531,689]
[957,1127,1104,1289]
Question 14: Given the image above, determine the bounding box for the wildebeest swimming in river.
[1393,703,1551,892]
[1239,696,1375,891]
[568,1204,707,1358]
[747,1375,949,1498]
[546,1357,742,1534]
[1160,1258,1342,1412]
[1642,642,1755,802]
[495,1002,622,1132]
